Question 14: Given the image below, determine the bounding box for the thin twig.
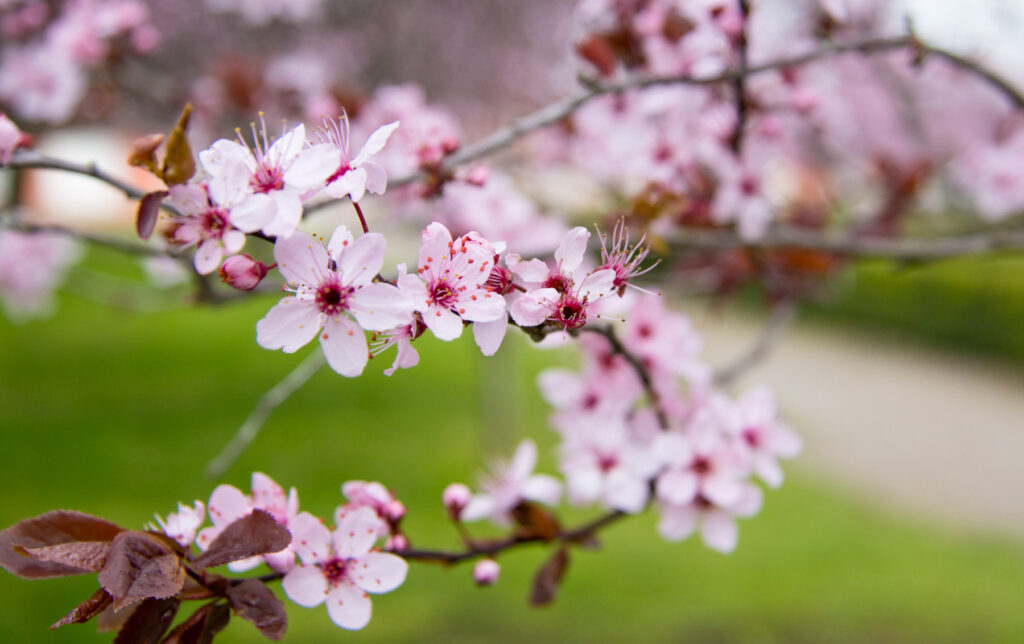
[579,324,670,430]
[713,301,796,387]
[206,351,326,479]
[0,218,176,257]
[728,0,752,154]
[666,226,1024,260]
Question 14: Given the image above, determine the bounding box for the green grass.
[809,255,1024,365]
[2,251,1024,643]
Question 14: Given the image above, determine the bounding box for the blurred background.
[2,1,1024,642]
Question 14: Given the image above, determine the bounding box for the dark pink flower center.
[553,294,587,330]
[692,456,711,475]
[543,272,573,294]
[251,163,285,194]
[741,427,761,448]
[486,264,515,295]
[326,163,353,185]
[316,281,354,316]
[200,209,228,238]
[597,452,618,472]
[429,279,458,309]
[323,558,348,585]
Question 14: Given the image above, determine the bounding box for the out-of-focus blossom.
[461,439,562,526]
[0,113,29,165]
[473,559,500,586]
[0,229,81,321]
[319,115,400,203]
[205,0,323,25]
[150,500,205,548]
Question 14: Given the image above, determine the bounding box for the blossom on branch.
[461,439,562,526]
[318,115,400,203]
[166,182,246,275]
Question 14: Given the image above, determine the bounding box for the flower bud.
[386,533,409,551]
[383,499,407,522]
[464,165,489,187]
[219,254,268,291]
[473,559,500,586]
[442,483,472,520]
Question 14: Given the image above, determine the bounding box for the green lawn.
[2,251,1024,643]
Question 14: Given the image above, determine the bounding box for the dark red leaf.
[137,190,168,240]
[22,540,111,572]
[161,602,230,644]
[99,531,185,611]
[226,579,287,641]
[51,588,112,630]
[127,133,165,173]
[113,597,180,644]
[575,35,618,77]
[530,547,570,607]
[512,502,560,542]
[192,510,291,570]
[0,510,123,579]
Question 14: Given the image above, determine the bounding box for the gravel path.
[691,308,1024,538]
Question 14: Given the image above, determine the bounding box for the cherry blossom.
[731,386,802,488]
[199,117,340,238]
[281,507,408,630]
[560,418,661,513]
[0,229,81,321]
[461,439,562,526]
[167,183,246,275]
[473,559,500,586]
[596,218,658,296]
[319,115,400,203]
[256,226,414,377]
[0,113,27,165]
[657,482,764,553]
[150,500,205,548]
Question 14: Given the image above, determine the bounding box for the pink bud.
[383,500,407,522]
[464,165,489,187]
[473,559,500,586]
[386,534,409,551]
[442,483,472,520]
[219,254,268,291]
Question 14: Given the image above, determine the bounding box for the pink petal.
[418,223,453,270]
[333,507,380,559]
[554,227,590,273]
[230,193,276,233]
[325,168,367,202]
[290,511,332,565]
[269,124,306,167]
[578,268,616,300]
[603,470,648,513]
[263,190,303,238]
[657,505,697,542]
[206,484,250,528]
[194,239,223,275]
[566,468,602,506]
[251,472,288,517]
[509,288,557,327]
[338,232,385,288]
[222,229,246,254]
[327,225,354,263]
[522,475,561,506]
[472,316,507,357]
[510,439,538,478]
[702,475,743,507]
[655,469,698,506]
[257,297,322,353]
[320,316,369,377]
[326,580,372,630]
[352,121,400,166]
[700,511,738,553]
[284,143,340,192]
[350,552,408,594]
[459,495,494,522]
[361,161,388,195]
[506,255,550,284]
[383,336,419,376]
[274,230,327,286]
[350,283,413,331]
[282,564,328,608]
[423,306,463,341]
[456,290,505,323]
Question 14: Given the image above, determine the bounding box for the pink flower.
[150,500,205,548]
[560,418,661,513]
[731,386,802,488]
[370,317,421,377]
[596,219,658,296]
[0,113,28,165]
[256,226,413,377]
[341,480,405,534]
[199,117,340,238]
[0,229,81,321]
[167,183,246,275]
[282,507,408,630]
[657,483,763,553]
[461,439,562,526]
[397,223,505,342]
[196,472,300,573]
[473,559,500,586]
[319,115,400,203]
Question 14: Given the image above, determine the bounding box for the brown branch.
[1,218,176,257]
[579,324,670,430]
[666,226,1024,260]
[728,0,752,154]
[6,149,172,207]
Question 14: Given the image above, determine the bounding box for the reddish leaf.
[162,602,230,644]
[575,35,618,77]
[192,510,291,570]
[0,510,123,579]
[530,547,570,607]
[160,103,196,185]
[114,597,180,644]
[512,502,560,542]
[21,540,111,573]
[51,588,112,630]
[99,531,185,611]
[137,190,168,240]
[226,579,287,641]
[127,133,165,173]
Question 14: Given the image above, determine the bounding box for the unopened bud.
[443,483,472,520]
[219,254,269,291]
[383,499,406,522]
[464,165,489,187]
[473,559,500,586]
[386,534,409,551]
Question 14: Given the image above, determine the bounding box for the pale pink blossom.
[731,386,802,488]
[0,46,85,124]
[256,226,413,377]
[0,113,26,165]
[654,426,750,510]
[473,559,500,586]
[442,483,473,520]
[196,472,300,573]
[657,482,763,553]
[560,419,661,513]
[596,219,658,296]
[319,115,399,203]
[461,439,562,526]
[199,117,340,238]
[0,229,81,321]
[341,480,405,533]
[281,507,408,630]
[167,183,246,275]
[150,500,205,548]
[397,223,505,342]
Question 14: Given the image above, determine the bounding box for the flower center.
[596,452,618,472]
[553,294,587,330]
[543,272,574,294]
[326,163,354,185]
[429,279,458,309]
[322,558,348,585]
[692,456,712,475]
[200,209,228,238]
[316,281,353,316]
[251,163,285,194]
[741,427,761,448]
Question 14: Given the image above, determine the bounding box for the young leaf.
[226,579,287,641]
[0,510,123,579]
[128,133,165,174]
[512,501,561,542]
[137,190,168,240]
[530,547,570,607]
[50,588,112,630]
[161,104,196,185]
[98,531,185,611]
[191,510,291,570]
[20,540,111,573]
[113,597,180,644]
[161,601,230,644]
